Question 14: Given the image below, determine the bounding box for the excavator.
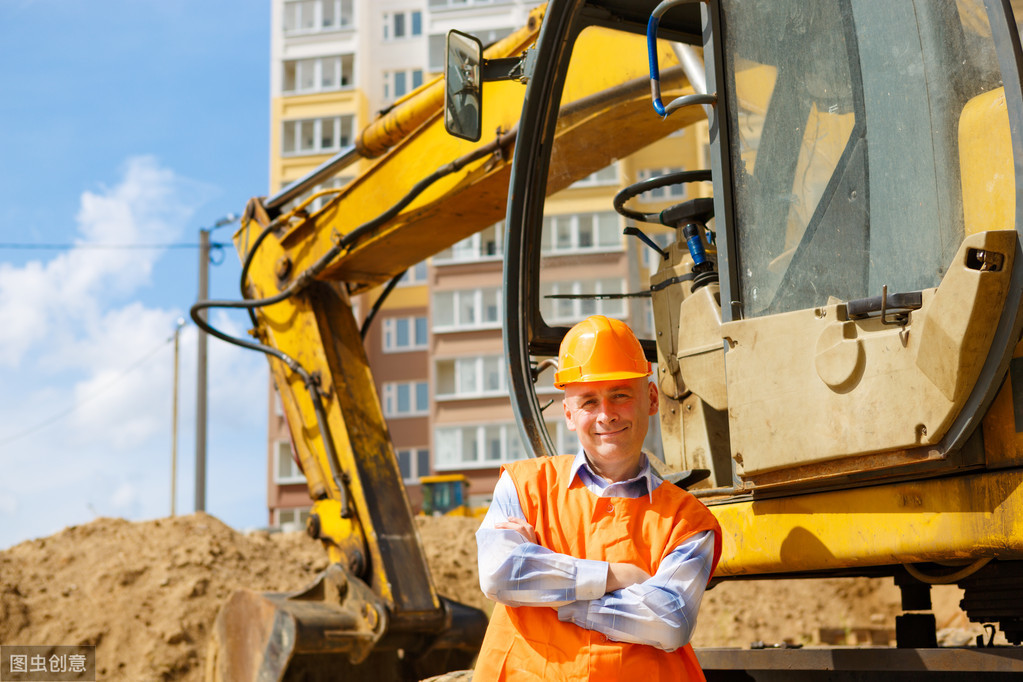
[196,0,1023,679]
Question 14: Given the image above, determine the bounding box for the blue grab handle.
[647,15,666,116]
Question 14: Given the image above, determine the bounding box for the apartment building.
[266,0,709,529]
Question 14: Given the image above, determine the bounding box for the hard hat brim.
[553,368,651,390]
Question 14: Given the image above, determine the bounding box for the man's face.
[562,377,658,479]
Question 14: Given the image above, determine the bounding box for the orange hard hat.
[553,315,651,389]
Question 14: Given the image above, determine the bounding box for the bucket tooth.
[206,563,387,682]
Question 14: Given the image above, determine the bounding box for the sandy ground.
[0,513,990,681]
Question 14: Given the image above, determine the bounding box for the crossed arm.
[476,473,715,652]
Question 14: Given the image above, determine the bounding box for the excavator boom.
[202,5,703,680]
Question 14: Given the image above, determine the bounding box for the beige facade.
[266,0,710,527]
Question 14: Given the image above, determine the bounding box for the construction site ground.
[0,513,988,681]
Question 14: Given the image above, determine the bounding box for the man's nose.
[597,399,618,422]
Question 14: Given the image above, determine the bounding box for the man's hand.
[495,517,537,544]
[605,562,651,593]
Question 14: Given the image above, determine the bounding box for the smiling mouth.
[596,427,628,437]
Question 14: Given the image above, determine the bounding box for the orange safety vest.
[475,455,722,681]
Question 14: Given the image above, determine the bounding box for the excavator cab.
[419,474,470,516]
[502,0,1023,660]
[506,0,1023,491]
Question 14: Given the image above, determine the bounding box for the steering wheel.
[613,169,712,225]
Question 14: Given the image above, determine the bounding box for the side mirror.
[445,30,484,142]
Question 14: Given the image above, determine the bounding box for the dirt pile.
[693,576,972,648]
[415,515,489,615]
[0,512,984,681]
[0,513,331,681]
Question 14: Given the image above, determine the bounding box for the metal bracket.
[481,47,536,83]
[846,287,923,323]
[530,358,558,383]
[880,285,907,326]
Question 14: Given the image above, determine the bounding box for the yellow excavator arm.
[199,6,704,680]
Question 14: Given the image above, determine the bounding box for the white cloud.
[0,490,17,515]
[0,156,268,548]
[69,302,182,450]
[0,156,214,369]
[110,481,140,510]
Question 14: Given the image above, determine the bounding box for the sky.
[0,1,274,549]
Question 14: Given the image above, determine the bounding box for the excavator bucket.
[205,564,486,682]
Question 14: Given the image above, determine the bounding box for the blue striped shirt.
[476,450,716,652]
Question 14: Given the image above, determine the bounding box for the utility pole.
[195,213,237,513]
[196,229,209,512]
[171,318,185,516]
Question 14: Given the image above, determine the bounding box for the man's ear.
[563,398,577,431]
[647,381,658,416]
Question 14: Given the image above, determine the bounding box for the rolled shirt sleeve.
[556,529,716,651]
[477,472,608,607]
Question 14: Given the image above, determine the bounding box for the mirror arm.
[482,48,536,84]
[482,56,525,82]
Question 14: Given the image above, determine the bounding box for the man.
[475,315,721,680]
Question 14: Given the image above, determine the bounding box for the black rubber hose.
[361,269,407,340]
[189,126,517,515]
[188,294,352,517]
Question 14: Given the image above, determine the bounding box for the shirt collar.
[569,448,662,501]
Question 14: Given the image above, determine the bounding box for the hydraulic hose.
[360,269,407,340]
[903,557,992,585]
[189,126,517,515]
[189,283,353,517]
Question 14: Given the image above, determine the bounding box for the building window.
[395,260,428,287]
[428,26,513,72]
[434,222,504,263]
[635,167,689,201]
[284,0,354,33]
[397,447,431,482]
[383,10,422,40]
[641,230,673,274]
[547,420,579,456]
[436,355,506,398]
[275,440,304,484]
[273,389,285,417]
[278,175,353,214]
[281,115,354,156]
[384,380,430,417]
[569,164,619,188]
[435,423,524,469]
[383,68,424,101]
[541,278,627,324]
[282,55,354,94]
[432,288,501,331]
[276,507,311,529]
[428,0,504,11]
[542,211,622,254]
[383,315,429,352]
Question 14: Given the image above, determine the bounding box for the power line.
[0,242,228,250]
[0,333,178,448]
